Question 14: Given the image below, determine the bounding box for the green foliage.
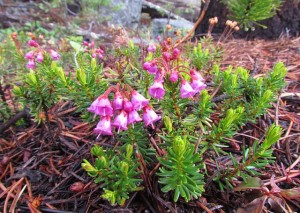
[118,123,156,164]
[182,89,214,131]
[82,144,142,205]
[13,42,108,122]
[69,57,109,120]
[209,107,244,144]
[0,97,12,122]
[222,0,282,30]
[189,41,221,70]
[158,136,205,202]
[215,124,282,190]
[213,63,286,123]
[13,59,62,122]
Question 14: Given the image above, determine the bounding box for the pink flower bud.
[180,80,195,98]
[28,40,39,47]
[83,41,89,46]
[170,71,179,82]
[148,81,165,100]
[96,48,104,54]
[98,53,103,59]
[94,116,113,136]
[172,48,180,59]
[142,106,161,129]
[91,52,96,58]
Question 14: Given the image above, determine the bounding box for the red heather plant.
[82,38,287,205]
[8,32,287,207]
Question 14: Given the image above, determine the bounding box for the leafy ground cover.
[0,2,300,213]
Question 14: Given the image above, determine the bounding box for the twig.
[196,200,214,213]
[174,0,211,48]
[264,171,300,186]
[18,206,75,213]
[210,82,222,99]
[4,178,24,213]
[0,108,29,134]
[9,184,27,213]
[286,156,300,172]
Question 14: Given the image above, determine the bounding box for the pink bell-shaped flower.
[88,96,113,116]
[148,81,165,100]
[148,65,158,75]
[36,52,44,63]
[26,59,36,69]
[131,90,149,111]
[190,69,206,93]
[128,110,143,126]
[94,116,113,136]
[143,62,151,70]
[50,50,60,60]
[24,51,34,60]
[113,91,123,110]
[112,110,128,132]
[190,69,204,81]
[123,98,133,112]
[191,79,207,93]
[180,80,195,98]
[147,44,156,53]
[142,106,161,129]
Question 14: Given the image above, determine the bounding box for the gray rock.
[107,0,143,28]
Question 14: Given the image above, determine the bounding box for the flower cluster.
[83,41,104,59]
[24,40,60,69]
[143,43,207,100]
[88,86,161,137]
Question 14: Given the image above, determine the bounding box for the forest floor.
[0,1,300,212]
